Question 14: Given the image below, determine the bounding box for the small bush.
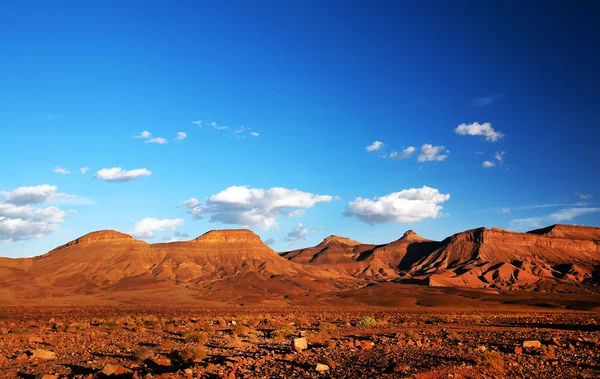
[233,323,251,337]
[478,350,504,372]
[132,346,154,362]
[272,324,296,339]
[185,331,209,344]
[358,316,377,328]
[181,345,207,362]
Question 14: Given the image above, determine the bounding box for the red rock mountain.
[282,225,600,291]
[0,224,599,304]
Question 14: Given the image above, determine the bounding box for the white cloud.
[418,144,449,162]
[145,137,167,144]
[494,151,506,163]
[192,120,203,127]
[54,166,70,175]
[284,223,317,242]
[510,207,600,230]
[366,141,384,152]
[0,185,74,242]
[94,168,152,182]
[250,132,259,137]
[482,160,495,168]
[501,208,511,214]
[576,192,593,200]
[1,185,58,205]
[80,167,90,174]
[455,122,504,142]
[135,130,151,139]
[181,185,335,230]
[386,146,415,160]
[473,93,503,106]
[345,186,450,224]
[0,184,91,206]
[131,218,184,239]
[175,132,187,140]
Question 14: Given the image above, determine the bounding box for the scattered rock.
[523,340,542,349]
[477,345,486,352]
[155,358,171,366]
[99,363,132,376]
[514,347,523,355]
[29,336,43,343]
[315,363,330,373]
[293,337,308,352]
[32,349,56,360]
[355,340,374,350]
[37,375,58,379]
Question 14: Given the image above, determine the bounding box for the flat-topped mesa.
[528,224,600,241]
[194,229,264,244]
[64,230,136,247]
[397,230,430,242]
[319,235,362,247]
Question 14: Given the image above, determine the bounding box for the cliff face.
[407,226,600,289]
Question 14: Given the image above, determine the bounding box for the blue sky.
[1,1,599,257]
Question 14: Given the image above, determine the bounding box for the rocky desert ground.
[1,307,599,379]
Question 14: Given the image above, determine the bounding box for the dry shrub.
[478,350,504,372]
[186,331,209,344]
[272,324,296,339]
[132,346,154,362]
[233,323,251,337]
[358,316,377,327]
[181,345,207,362]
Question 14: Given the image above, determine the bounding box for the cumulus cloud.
[482,160,495,168]
[94,168,152,182]
[250,132,259,137]
[191,120,203,127]
[455,122,504,142]
[283,223,318,242]
[473,93,503,106]
[386,146,416,160]
[0,185,75,242]
[501,208,511,214]
[181,185,335,230]
[0,184,90,206]
[145,137,167,144]
[576,192,593,200]
[131,218,184,239]
[80,167,90,174]
[54,166,70,175]
[418,144,449,162]
[366,141,384,152]
[1,185,59,205]
[345,186,450,224]
[510,207,600,230]
[135,130,151,139]
[175,132,187,140]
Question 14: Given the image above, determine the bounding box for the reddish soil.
[1,307,599,378]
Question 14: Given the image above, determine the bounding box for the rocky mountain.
[0,224,599,304]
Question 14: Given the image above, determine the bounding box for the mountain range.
[1,224,599,307]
